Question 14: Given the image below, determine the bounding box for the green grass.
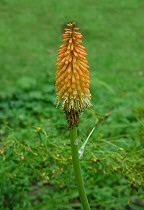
[0,0,144,209]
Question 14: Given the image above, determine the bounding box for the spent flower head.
[56,22,92,128]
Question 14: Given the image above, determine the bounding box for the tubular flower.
[56,22,92,128]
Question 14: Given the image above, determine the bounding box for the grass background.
[0,0,144,209]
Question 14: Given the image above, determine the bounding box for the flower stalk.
[70,126,91,210]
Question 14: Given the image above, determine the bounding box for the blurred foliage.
[0,0,144,209]
[0,82,143,210]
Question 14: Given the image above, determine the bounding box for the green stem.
[70,126,91,210]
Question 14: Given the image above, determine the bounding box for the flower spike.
[56,22,92,128]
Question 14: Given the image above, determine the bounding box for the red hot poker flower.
[56,22,92,128]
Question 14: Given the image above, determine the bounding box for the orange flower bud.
[56,22,92,128]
